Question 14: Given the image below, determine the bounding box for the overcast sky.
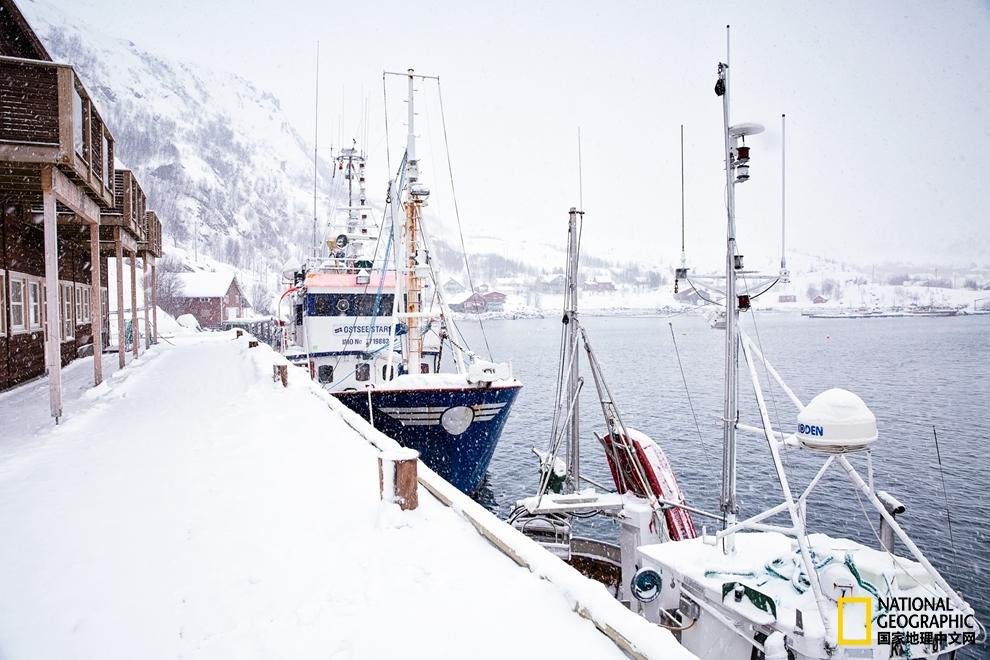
[37,0,990,268]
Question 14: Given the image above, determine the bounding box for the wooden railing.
[139,210,162,257]
[0,55,115,208]
[100,169,146,244]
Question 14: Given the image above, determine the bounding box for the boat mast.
[717,26,739,553]
[403,69,424,373]
[565,207,582,490]
[680,124,686,270]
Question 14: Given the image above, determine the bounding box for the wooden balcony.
[139,210,162,258]
[0,55,115,212]
[99,169,146,253]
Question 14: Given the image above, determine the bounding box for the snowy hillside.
[22,0,335,273]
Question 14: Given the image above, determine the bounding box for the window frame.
[60,282,74,341]
[9,275,26,334]
[75,284,85,326]
[28,280,41,329]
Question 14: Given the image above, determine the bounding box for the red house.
[172,273,251,328]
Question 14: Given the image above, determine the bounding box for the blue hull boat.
[333,383,521,494]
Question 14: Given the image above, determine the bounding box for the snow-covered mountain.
[22,0,334,275]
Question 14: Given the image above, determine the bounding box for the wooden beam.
[50,166,100,223]
[0,144,60,162]
[56,67,74,162]
[115,227,125,369]
[41,166,63,420]
[130,254,138,359]
[151,256,158,344]
[90,222,103,386]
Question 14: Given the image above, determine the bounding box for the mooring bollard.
[248,340,258,348]
[378,448,420,510]
[272,364,288,387]
[235,329,243,338]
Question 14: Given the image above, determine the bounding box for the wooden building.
[0,0,161,419]
[172,273,251,328]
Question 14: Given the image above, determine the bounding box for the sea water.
[462,312,990,657]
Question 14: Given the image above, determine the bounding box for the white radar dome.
[797,388,877,453]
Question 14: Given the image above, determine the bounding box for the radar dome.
[797,388,877,453]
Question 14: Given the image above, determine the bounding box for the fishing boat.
[511,30,982,659]
[280,69,521,494]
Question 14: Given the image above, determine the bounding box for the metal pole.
[718,26,739,552]
[312,41,320,258]
[566,207,581,490]
[781,114,787,272]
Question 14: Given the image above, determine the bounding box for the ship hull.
[333,384,521,494]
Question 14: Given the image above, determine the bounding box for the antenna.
[780,114,789,281]
[312,41,320,258]
[577,127,584,212]
[680,124,686,269]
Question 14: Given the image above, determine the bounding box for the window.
[381,364,395,381]
[60,283,73,340]
[28,281,41,329]
[0,272,5,335]
[75,285,84,326]
[83,288,91,324]
[317,365,334,384]
[10,277,25,332]
[309,293,394,317]
[355,363,370,382]
[420,362,431,374]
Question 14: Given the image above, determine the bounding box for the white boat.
[510,30,982,659]
[279,70,521,494]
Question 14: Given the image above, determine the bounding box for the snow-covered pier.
[0,332,692,659]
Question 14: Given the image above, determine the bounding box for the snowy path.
[0,334,637,659]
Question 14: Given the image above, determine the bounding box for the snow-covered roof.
[176,272,236,298]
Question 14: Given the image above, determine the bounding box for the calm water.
[460,313,990,655]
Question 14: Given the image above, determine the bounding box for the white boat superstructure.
[643,30,983,659]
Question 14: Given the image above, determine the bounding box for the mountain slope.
[22,0,333,273]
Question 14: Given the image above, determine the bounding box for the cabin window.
[28,281,41,329]
[295,304,303,325]
[309,293,394,317]
[318,365,334,383]
[9,277,25,332]
[0,273,5,334]
[381,364,395,381]
[355,363,370,382]
[420,363,430,374]
[73,90,85,159]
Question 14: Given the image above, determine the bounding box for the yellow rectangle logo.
[838,596,873,646]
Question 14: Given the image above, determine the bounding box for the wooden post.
[115,228,125,368]
[151,256,158,344]
[130,252,138,358]
[89,222,103,386]
[378,448,420,510]
[272,364,288,387]
[41,166,63,419]
[142,255,151,349]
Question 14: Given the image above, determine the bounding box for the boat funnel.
[797,388,878,453]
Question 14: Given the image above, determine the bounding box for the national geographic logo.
[837,596,976,649]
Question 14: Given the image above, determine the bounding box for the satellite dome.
[797,388,877,453]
